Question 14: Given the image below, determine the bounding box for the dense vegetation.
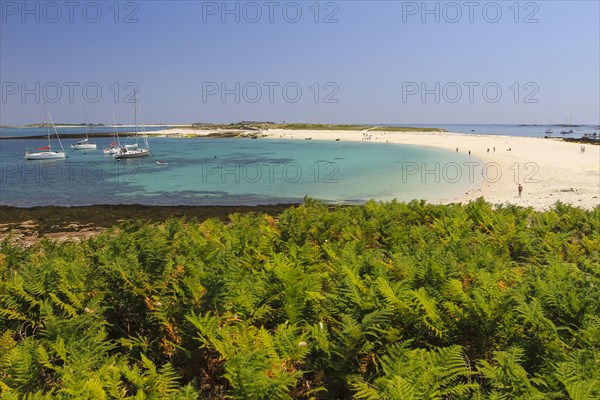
[1,199,599,399]
[275,124,372,131]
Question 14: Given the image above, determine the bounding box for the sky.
[1,0,599,125]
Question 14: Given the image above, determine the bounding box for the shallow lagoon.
[0,137,480,206]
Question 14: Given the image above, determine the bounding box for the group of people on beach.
[580,145,586,153]
[455,147,496,154]
[453,146,525,198]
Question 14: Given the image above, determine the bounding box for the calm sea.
[0,126,170,138]
[0,136,480,207]
[387,124,599,138]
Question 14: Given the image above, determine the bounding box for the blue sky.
[1,0,599,125]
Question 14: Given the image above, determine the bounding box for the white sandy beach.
[150,127,600,210]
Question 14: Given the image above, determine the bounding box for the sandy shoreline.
[260,130,600,210]
[145,126,599,210]
[265,129,599,210]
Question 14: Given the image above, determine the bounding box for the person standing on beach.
[518,183,523,198]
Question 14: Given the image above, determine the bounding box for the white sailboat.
[71,107,97,150]
[113,92,150,159]
[25,106,66,160]
[103,107,122,155]
[114,141,149,159]
[560,116,574,135]
[71,137,97,150]
[545,119,553,134]
[103,141,121,155]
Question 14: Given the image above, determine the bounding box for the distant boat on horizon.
[560,116,574,134]
[545,118,553,134]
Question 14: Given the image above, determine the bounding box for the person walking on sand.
[518,183,523,198]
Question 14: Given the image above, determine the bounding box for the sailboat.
[71,137,97,150]
[560,116,574,134]
[71,107,98,150]
[113,92,150,159]
[103,107,122,155]
[25,106,66,160]
[103,139,121,155]
[545,119,553,134]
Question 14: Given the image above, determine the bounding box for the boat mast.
[44,104,51,149]
[111,105,121,147]
[84,104,91,140]
[47,108,65,152]
[135,91,150,150]
[134,91,139,146]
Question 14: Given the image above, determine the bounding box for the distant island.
[518,124,587,128]
[13,123,173,128]
[22,123,96,128]
[0,122,447,140]
[189,122,445,132]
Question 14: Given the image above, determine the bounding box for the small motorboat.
[156,160,168,165]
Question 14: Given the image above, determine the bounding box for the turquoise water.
[0,137,479,206]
